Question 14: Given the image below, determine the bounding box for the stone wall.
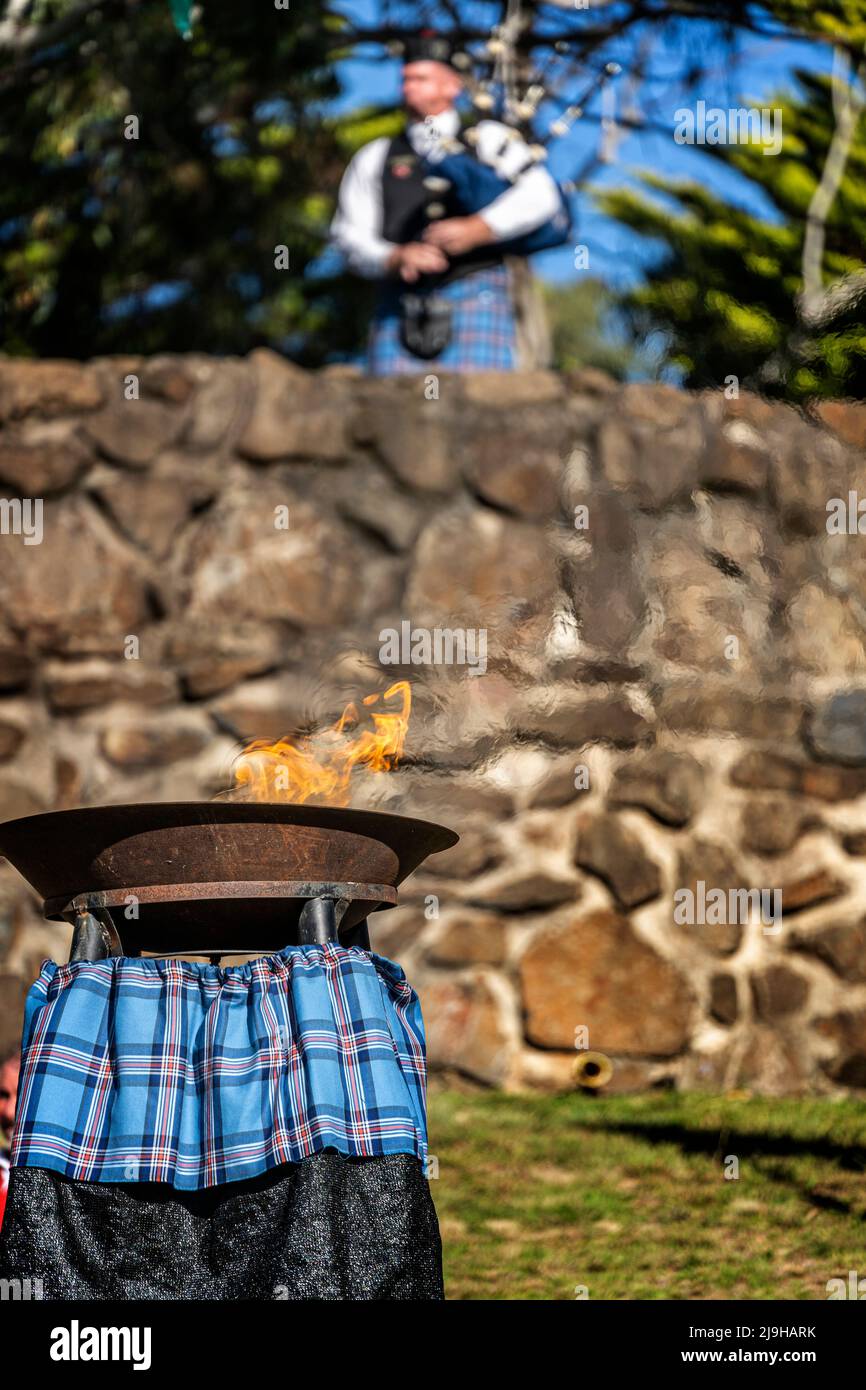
[2,350,866,1097]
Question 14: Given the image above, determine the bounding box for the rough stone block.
[519,908,693,1054]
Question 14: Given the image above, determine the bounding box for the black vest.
[381,131,504,286]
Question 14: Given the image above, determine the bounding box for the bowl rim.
[0,799,458,842]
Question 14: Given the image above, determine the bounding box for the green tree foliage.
[596,72,866,401]
[0,0,356,359]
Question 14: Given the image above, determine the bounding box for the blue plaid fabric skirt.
[11,944,429,1191]
[367,263,517,375]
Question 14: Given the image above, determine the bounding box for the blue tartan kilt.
[367,263,517,375]
[10,943,430,1191]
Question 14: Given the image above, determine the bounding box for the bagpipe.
[422,142,574,256]
[418,59,622,258]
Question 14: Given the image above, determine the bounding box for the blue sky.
[329,2,834,290]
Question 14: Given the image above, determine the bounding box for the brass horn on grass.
[573,1051,614,1090]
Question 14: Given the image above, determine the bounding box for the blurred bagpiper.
[330,32,572,375]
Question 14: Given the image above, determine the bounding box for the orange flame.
[230,680,411,806]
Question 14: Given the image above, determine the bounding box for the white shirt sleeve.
[329,139,398,279]
[471,121,563,242]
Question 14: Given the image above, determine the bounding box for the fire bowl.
[0,802,458,954]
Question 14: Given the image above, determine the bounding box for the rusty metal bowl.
[0,802,458,953]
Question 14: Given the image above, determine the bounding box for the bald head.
[402,60,463,120]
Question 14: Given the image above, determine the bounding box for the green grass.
[426,1088,866,1301]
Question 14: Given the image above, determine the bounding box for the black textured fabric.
[0,1153,444,1300]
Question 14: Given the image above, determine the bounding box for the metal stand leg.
[68,898,123,962]
[298,894,350,944]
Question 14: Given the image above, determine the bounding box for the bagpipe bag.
[429,144,573,255]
